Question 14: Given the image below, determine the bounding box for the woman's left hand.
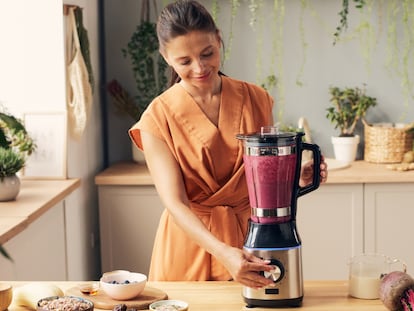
[299,155,328,187]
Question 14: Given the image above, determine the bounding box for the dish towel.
[66,7,92,139]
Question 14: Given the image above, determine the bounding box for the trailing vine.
[385,0,399,76]
[353,0,376,72]
[384,0,414,120]
[272,0,286,122]
[248,0,260,29]
[210,0,220,22]
[223,0,241,61]
[248,0,264,84]
[400,0,414,118]
[333,0,366,45]
[296,0,308,87]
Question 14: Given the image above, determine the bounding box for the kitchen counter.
[7,280,387,311]
[0,179,80,245]
[95,160,414,186]
[95,160,414,279]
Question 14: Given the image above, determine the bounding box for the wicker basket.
[363,120,414,163]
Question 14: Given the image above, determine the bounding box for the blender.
[237,126,321,308]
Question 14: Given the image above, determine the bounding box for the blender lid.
[236,130,304,145]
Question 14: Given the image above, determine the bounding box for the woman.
[129,0,327,289]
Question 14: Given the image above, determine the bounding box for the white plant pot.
[331,135,360,164]
[132,142,146,164]
[0,174,21,201]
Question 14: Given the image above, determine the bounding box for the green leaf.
[0,244,13,262]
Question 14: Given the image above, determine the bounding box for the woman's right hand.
[220,246,275,289]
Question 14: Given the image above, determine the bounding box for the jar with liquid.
[348,253,406,299]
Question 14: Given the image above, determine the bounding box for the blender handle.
[298,143,321,197]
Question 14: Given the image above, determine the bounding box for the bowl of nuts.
[100,270,147,300]
[37,296,93,311]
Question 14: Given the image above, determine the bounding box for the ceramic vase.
[331,135,360,164]
[0,174,21,201]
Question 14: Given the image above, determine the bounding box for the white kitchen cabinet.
[296,184,364,280]
[98,185,164,275]
[364,183,414,272]
[96,162,414,281]
[0,202,67,280]
[97,182,365,281]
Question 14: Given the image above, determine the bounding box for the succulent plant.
[0,147,25,180]
[0,111,36,156]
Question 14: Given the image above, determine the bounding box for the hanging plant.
[248,0,261,29]
[271,0,286,122]
[333,0,366,45]
[296,0,308,87]
[223,0,241,61]
[211,0,220,22]
[399,0,414,118]
[384,0,414,120]
[108,0,168,121]
[354,0,376,72]
[248,0,264,84]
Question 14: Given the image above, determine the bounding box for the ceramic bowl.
[0,283,12,311]
[37,296,93,311]
[100,270,147,300]
[149,300,189,311]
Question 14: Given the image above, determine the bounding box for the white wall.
[104,0,414,162]
[0,1,66,115]
[0,0,103,280]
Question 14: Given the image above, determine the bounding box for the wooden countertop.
[0,179,80,245]
[7,280,387,311]
[95,160,414,186]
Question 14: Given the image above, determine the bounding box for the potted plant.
[107,0,168,163]
[0,110,36,201]
[0,147,24,200]
[326,85,377,162]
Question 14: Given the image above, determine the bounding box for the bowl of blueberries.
[100,270,147,300]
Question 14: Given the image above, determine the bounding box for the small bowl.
[0,284,12,311]
[37,296,93,311]
[78,282,100,296]
[100,270,147,300]
[149,300,189,311]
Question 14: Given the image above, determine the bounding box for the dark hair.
[157,0,222,86]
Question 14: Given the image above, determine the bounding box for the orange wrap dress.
[129,75,273,281]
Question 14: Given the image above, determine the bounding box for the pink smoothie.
[243,154,296,223]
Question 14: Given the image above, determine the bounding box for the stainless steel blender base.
[243,246,303,308]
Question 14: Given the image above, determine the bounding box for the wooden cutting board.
[65,286,168,310]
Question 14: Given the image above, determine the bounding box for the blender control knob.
[264,259,284,283]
